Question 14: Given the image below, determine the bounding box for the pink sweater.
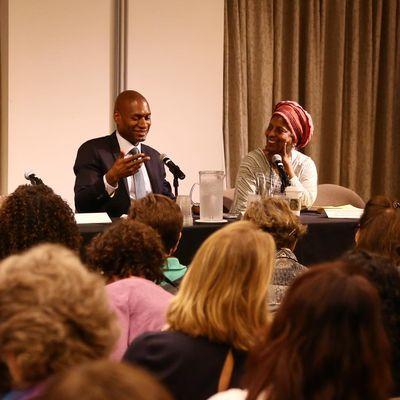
[106,277,173,360]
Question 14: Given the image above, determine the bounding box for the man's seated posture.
[74,90,173,217]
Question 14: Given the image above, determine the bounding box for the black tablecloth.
[79,213,358,267]
[174,213,357,266]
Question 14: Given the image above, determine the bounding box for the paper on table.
[74,212,112,224]
[323,204,364,219]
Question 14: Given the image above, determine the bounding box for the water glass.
[256,172,270,197]
[176,195,193,226]
[199,171,225,221]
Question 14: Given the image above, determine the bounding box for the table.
[79,213,358,267]
[175,213,357,266]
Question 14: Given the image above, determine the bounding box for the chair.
[223,188,235,212]
[314,184,365,208]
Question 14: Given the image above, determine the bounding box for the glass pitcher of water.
[190,171,225,221]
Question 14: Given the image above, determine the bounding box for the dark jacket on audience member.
[123,331,247,400]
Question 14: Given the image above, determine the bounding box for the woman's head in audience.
[167,221,275,351]
[129,194,183,256]
[356,195,400,265]
[245,263,391,400]
[0,184,81,260]
[342,250,400,395]
[243,197,306,250]
[38,360,172,400]
[0,244,118,390]
[86,219,165,283]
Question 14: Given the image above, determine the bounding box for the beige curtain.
[224,0,400,200]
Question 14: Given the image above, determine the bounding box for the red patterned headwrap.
[272,101,314,149]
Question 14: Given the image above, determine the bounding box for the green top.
[163,257,187,283]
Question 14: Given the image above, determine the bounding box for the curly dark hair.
[341,250,400,396]
[0,185,81,260]
[85,219,165,283]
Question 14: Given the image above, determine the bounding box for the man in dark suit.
[74,90,173,217]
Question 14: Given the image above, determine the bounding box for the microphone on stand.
[24,171,43,185]
[271,154,290,192]
[160,154,186,180]
[160,154,185,197]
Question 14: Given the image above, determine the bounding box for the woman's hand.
[282,142,295,179]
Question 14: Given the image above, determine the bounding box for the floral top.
[269,248,308,307]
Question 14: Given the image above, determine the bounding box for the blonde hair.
[167,221,275,350]
[0,244,119,387]
[243,197,307,249]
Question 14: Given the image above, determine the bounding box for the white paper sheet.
[323,205,364,219]
[74,212,112,224]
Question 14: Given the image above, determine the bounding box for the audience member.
[342,250,400,396]
[86,219,173,360]
[0,184,81,260]
[38,360,173,400]
[243,197,307,308]
[210,263,391,400]
[0,244,118,399]
[355,195,400,265]
[231,101,317,214]
[124,221,275,400]
[129,194,187,293]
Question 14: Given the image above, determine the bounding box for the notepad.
[322,205,364,219]
[74,212,112,224]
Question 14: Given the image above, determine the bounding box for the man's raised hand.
[105,151,150,186]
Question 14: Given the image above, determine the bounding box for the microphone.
[271,154,290,192]
[160,154,185,180]
[272,154,285,170]
[24,171,43,185]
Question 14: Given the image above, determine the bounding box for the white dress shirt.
[103,131,152,199]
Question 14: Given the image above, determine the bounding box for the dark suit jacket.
[74,132,173,217]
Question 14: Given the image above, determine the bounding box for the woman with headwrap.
[230,101,317,214]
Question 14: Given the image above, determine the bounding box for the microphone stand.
[173,174,180,197]
[166,163,185,197]
[277,169,290,193]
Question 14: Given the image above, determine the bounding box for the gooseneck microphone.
[160,154,186,180]
[271,154,290,192]
[24,171,44,185]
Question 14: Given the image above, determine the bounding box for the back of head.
[243,197,306,249]
[85,219,165,282]
[0,244,118,388]
[246,263,391,400]
[167,221,276,350]
[0,184,81,260]
[341,250,400,395]
[356,195,400,265]
[38,360,172,400]
[129,194,183,254]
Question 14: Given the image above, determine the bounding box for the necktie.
[129,147,147,199]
